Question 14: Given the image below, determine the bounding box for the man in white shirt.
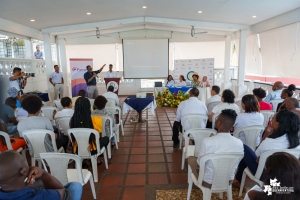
[105,64,116,78]
[172,88,208,147]
[9,67,29,95]
[54,97,74,134]
[49,65,64,100]
[187,109,244,187]
[102,86,119,106]
[206,85,221,106]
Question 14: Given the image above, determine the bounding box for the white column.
[43,33,54,94]
[58,38,69,97]
[235,29,248,98]
[222,35,232,90]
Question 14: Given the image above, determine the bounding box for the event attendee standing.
[166,75,175,86]
[176,75,187,87]
[252,88,272,110]
[34,45,43,59]
[264,81,284,102]
[102,85,119,106]
[105,64,116,78]
[84,64,106,99]
[172,88,208,147]
[49,65,64,100]
[206,85,221,106]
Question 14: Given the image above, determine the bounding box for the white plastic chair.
[181,128,217,170]
[89,99,95,109]
[0,131,26,156]
[39,153,96,199]
[55,116,71,136]
[179,114,208,150]
[106,98,116,107]
[22,129,64,167]
[270,99,283,112]
[233,125,265,151]
[92,114,118,159]
[105,106,124,139]
[211,114,219,130]
[41,106,59,124]
[53,100,63,111]
[260,111,275,127]
[17,116,27,122]
[67,128,108,182]
[187,153,244,200]
[235,100,242,110]
[207,101,222,114]
[239,149,300,196]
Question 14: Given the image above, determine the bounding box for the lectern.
[104,78,120,95]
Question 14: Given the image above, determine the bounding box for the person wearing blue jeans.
[64,182,83,200]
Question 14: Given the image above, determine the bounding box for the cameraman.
[9,67,30,95]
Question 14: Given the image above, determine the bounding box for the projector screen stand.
[138,112,147,123]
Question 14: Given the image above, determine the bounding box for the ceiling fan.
[95,27,111,38]
[191,26,207,37]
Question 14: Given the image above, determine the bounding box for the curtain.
[245,34,262,74]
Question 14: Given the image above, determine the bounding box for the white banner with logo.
[173,58,214,84]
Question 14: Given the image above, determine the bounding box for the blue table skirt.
[166,86,192,94]
[124,95,154,113]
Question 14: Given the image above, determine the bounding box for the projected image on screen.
[123,39,169,79]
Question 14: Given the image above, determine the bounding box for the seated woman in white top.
[166,75,175,86]
[208,89,240,124]
[245,152,300,200]
[176,75,187,87]
[233,110,300,190]
[234,94,264,145]
[54,97,74,134]
[200,76,210,87]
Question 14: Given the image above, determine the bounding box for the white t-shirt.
[176,81,187,87]
[211,102,240,115]
[244,185,263,200]
[54,109,74,133]
[206,95,221,106]
[106,71,115,78]
[166,80,175,86]
[102,91,119,105]
[9,75,20,91]
[17,116,53,137]
[50,72,63,84]
[234,112,264,146]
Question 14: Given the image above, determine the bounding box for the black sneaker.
[173,143,179,148]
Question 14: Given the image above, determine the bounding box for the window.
[13,40,26,58]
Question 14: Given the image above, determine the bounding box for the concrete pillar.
[235,30,248,99]
[58,38,70,97]
[43,33,54,93]
[222,35,232,90]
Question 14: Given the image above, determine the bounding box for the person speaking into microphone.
[84,64,106,99]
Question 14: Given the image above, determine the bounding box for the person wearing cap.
[191,73,200,87]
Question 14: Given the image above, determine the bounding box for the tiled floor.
[81,96,189,200]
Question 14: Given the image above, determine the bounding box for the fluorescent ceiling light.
[198,11,202,13]
[30,19,35,22]
[142,6,147,9]
[87,12,91,15]
[252,15,257,18]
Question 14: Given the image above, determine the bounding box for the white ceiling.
[0,0,299,32]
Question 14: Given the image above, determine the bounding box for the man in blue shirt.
[264,81,284,102]
[34,45,43,59]
[84,64,106,99]
[0,150,82,200]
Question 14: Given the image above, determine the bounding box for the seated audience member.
[191,73,200,87]
[17,95,69,154]
[70,97,109,164]
[288,83,297,98]
[234,95,264,145]
[7,87,21,108]
[279,97,300,118]
[16,94,29,118]
[276,87,294,112]
[54,97,74,134]
[264,81,284,102]
[206,85,221,106]
[233,110,300,190]
[92,95,116,145]
[172,88,208,147]
[0,150,82,200]
[102,85,119,106]
[176,75,187,87]
[253,87,272,110]
[208,89,240,126]
[71,89,86,106]
[166,75,175,86]
[0,97,18,135]
[245,152,300,200]
[188,109,243,188]
[0,119,26,152]
[200,76,210,87]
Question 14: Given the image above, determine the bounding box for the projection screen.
[122,39,169,79]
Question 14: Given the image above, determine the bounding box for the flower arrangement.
[156,88,189,107]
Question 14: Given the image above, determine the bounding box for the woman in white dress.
[176,75,187,87]
[166,75,175,87]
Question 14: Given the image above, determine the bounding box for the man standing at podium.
[105,64,116,78]
[84,64,105,99]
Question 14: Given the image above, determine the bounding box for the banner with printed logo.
[173,58,214,84]
[70,58,93,97]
